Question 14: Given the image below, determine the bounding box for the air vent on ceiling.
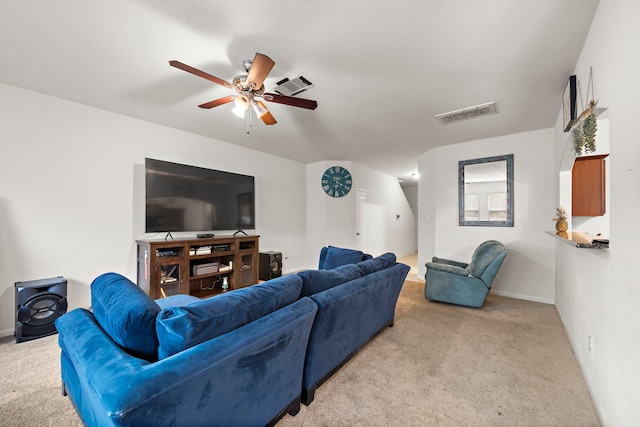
[272,76,313,96]
[435,101,497,124]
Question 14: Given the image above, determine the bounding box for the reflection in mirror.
[459,154,514,226]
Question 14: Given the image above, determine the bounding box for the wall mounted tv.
[145,158,255,233]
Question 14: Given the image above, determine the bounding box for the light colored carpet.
[0,333,80,426]
[278,280,601,426]
[398,252,420,281]
[0,280,601,427]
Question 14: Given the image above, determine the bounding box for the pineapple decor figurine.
[553,207,569,238]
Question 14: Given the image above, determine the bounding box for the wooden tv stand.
[137,235,259,299]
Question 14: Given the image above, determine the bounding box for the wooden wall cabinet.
[572,154,608,217]
[137,235,259,299]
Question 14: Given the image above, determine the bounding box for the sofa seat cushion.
[298,264,365,298]
[357,252,397,275]
[90,272,161,360]
[319,246,371,270]
[156,274,303,359]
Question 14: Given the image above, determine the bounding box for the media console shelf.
[137,235,259,299]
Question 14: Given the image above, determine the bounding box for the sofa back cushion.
[319,246,371,270]
[357,252,397,275]
[156,274,303,359]
[298,264,365,298]
[91,272,161,360]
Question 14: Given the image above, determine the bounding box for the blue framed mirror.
[459,154,514,227]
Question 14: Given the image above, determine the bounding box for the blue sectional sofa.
[55,247,409,425]
[298,248,410,404]
[55,273,317,427]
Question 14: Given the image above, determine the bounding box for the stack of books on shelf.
[190,246,212,256]
[157,249,178,257]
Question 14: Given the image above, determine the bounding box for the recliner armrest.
[425,262,470,276]
[430,257,469,269]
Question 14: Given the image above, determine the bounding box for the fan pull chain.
[246,105,251,134]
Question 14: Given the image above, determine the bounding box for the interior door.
[355,189,368,252]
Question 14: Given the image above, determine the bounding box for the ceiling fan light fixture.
[169,54,317,126]
[232,95,249,118]
[252,100,268,118]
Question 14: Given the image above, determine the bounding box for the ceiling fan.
[169,53,318,126]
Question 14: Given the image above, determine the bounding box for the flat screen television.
[145,158,255,233]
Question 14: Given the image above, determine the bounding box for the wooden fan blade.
[169,60,232,88]
[263,93,318,110]
[198,95,235,109]
[256,101,277,125]
[246,53,275,90]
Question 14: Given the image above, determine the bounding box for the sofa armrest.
[426,261,470,276]
[56,298,318,427]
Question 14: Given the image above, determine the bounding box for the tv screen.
[145,158,255,233]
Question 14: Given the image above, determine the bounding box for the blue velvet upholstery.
[56,297,318,427]
[356,252,396,275]
[425,240,508,308]
[318,245,371,269]
[297,264,364,298]
[90,272,161,360]
[300,261,410,404]
[156,275,302,359]
[56,247,409,423]
[155,293,200,310]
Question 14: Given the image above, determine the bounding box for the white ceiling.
[0,1,599,186]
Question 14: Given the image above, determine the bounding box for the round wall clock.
[321,166,352,198]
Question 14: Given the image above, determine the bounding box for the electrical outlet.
[588,334,593,353]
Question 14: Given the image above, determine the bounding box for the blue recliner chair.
[425,240,507,308]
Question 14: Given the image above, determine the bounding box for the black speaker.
[259,252,282,281]
[15,276,67,343]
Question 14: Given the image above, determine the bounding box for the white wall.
[554,0,640,425]
[0,83,309,336]
[418,128,556,303]
[402,185,419,241]
[352,162,417,257]
[305,161,417,268]
[0,83,417,337]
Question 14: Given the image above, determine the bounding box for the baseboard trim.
[490,289,554,305]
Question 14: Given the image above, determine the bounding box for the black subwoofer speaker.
[259,251,282,281]
[15,276,67,343]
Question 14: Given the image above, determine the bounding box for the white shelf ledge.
[546,231,609,249]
